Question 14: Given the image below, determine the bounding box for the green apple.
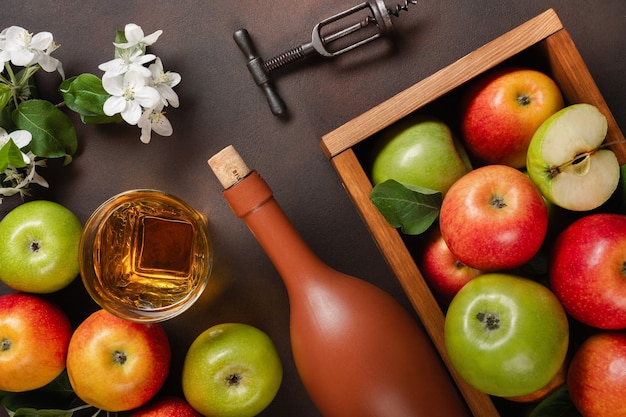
[0,200,83,293]
[444,273,569,398]
[182,323,283,417]
[371,115,471,194]
[526,103,619,211]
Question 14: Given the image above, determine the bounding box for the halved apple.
[526,103,619,211]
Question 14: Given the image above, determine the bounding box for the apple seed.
[476,312,500,330]
[547,150,595,179]
[1,337,11,351]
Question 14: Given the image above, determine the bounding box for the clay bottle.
[208,145,470,417]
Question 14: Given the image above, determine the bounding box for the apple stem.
[476,312,500,330]
[1,337,11,351]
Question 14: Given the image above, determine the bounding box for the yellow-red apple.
[461,67,564,168]
[0,293,72,392]
[567,332,626,417]
[66,309,171,412]
[439,164,548,271]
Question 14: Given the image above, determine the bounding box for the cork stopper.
[208,145,251,189]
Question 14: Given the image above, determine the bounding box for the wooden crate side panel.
[321,8,564,159]
[331,149,501,417]
[540,29,626,164]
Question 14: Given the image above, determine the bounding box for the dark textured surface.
[1,1,625,416]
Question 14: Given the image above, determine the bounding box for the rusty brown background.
[1,1,625,416]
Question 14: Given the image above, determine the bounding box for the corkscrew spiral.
[387,0,418,17]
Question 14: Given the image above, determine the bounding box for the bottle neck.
[222,171,325,283]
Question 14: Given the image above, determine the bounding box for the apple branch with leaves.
[0,24,181,203]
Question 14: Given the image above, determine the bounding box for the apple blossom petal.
[156,85,179,107]
[98,58,126,75]
[124,23,145,43]
[103,96,127,116]
[7,130,32,148]
[29,32,53,51]
[101,74,125,95]
[135,86,161,108]
[141,30,163,46]
[121,102,142,125]
[36,53,61,73]
[10,48,36,66]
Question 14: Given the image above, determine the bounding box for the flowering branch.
[0,23,181,203]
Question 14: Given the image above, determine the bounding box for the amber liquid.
[91,193,210,312]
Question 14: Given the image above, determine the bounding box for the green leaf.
[59,74,112,119]
[0,104,17,131]
[80,113,123,125]
[0,84,12,111]
[0,371,77,414]
[0,139,27,171]
[528,385,583,417]
[12,408,73,417]
[370,179,442,235]
[13,99,77,159]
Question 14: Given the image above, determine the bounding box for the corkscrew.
[234,0,418,117]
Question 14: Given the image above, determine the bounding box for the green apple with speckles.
[444,273,569,398]
[526,103,619,211]
[371,115,471,194]
[182,323,283,417]
[0,200,82,293]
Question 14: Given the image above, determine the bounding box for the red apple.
[550,213,626,329]
[461,67,564,168]
[0,293,72,392]
[439,164,548,271]
[567,332,626,417]
[66,309,171,412]
[419,226,484,303]
[130,396,201,417]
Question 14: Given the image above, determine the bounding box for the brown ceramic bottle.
[208,146,470,417]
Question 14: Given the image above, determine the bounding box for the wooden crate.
[320,9,625,417]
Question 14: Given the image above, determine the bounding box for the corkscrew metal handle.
[233,29,287,116]
[234,0,418,117]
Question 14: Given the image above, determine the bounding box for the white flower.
[98,48,155,78]
[0,156,48,200]
[137,103,173,144]
[0,26,63,75]
[0,127,33,164]
[38,40,64,78]
[114,24,162,50]
[148,57,181,108]
[0,28,10,66]
[102,70,161,125]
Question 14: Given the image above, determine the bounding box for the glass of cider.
[79,189,212,322]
